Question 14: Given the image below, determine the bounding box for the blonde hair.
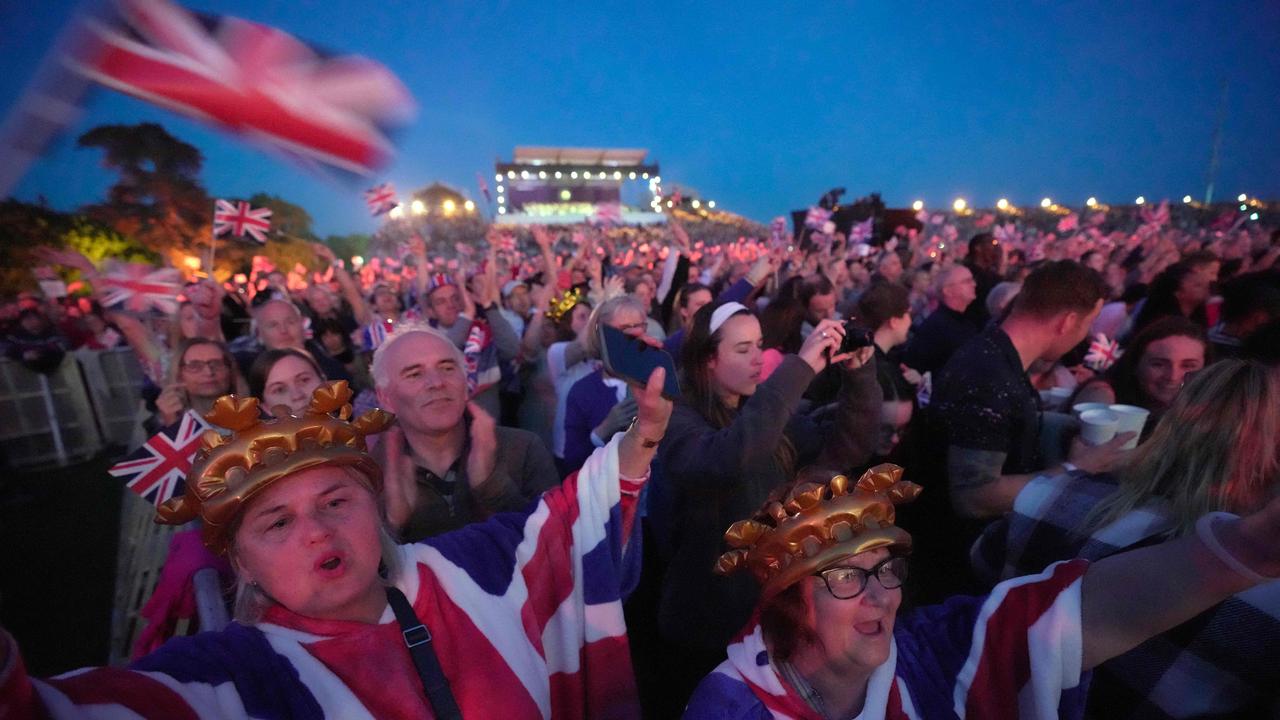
[1082,360,1280,537]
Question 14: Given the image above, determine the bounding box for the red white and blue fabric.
[1083,333,1123,371]
[97,261,182,314]
[973,471,1280,719]
[214,199,273,244]
[476,172,492,203]
[683,560,1090,720]
[804,206,832,230]
[849,216,874,243]
[3,435,646,719]
[461,319,500,397]
[108,409,211,507]
[770,216,788,247]
[67,0,415,176]
[365,182,398,216]
[426,273,456,295]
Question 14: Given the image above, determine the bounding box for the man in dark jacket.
[901,265,979,374]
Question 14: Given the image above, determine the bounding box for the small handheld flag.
[365,182,397,216]
[108,410,211,507]
[1084,333,1123,371]
[214,199,272,244]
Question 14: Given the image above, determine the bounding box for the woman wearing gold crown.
[0,375,673,719]
[682,464,1280,719]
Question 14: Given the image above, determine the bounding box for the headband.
[709,302,749,335]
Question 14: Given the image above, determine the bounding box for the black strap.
[386,586,463,720]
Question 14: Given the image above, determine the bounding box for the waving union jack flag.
[365,182,397,216]
[108,410,211,507]
[66,0,416,176]
[214,199,272,243]
[804,205,832,229]
[1085,333,1124,371]
[97,261,182,314]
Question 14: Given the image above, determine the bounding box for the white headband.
[709,302,750,335]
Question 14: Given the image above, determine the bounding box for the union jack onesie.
[0,435,645,719]
[684,560,1091,720]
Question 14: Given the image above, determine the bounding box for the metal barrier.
[0,348,149,469]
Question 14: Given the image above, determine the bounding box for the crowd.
[2,201,1280,719]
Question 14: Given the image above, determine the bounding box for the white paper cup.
[1072,402,1110,418]
[1040,386,1071,410]
[1079,409,1120,446]
[1108,404,1150,449]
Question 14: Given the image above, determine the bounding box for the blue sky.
[2,1,1278,237]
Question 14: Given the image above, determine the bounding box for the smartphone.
[599,325,681,399]
[837,321,875,355]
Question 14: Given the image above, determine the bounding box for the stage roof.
[512,146,649,167]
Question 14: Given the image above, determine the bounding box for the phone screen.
[599,325,681,399]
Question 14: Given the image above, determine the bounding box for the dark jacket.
[901,304,978,374]
[374,425,560,542]
[654,355,880,654]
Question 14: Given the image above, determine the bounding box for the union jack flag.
[804,205,832,229]
[108,410,210,507]
[365,182,397,216]
[97,261,182,314]
[1084,333,1123,371]
[214,199,272,243]
[849,216,874,243]
[65,0,415,176]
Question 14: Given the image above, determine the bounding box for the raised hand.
[796,318,846,374]
[380,425,420,531]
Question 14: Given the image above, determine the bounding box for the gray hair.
[370,322,465,389]
[986,281,1022,319]
[581,295,648,359]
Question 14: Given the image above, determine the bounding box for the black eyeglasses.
[815,556,908,599]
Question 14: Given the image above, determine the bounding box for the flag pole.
[207,205,217,278]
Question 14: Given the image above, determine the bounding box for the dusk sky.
[2,1,1278,237]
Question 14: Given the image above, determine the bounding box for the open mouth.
[315,553,345,576]
[854,620,884,636]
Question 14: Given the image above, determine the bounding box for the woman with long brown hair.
[650,298,880,705]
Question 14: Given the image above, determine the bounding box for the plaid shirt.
[972,471,1280,719]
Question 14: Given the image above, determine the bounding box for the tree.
[76,122,213,258]
[249,193,316,242]
[324,233,372,264]
[0,200,158,295]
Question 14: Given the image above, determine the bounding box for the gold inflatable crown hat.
[156,380,394,555]
[546,286,586,322]
[715,464,922,600]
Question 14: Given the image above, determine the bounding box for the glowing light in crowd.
[708,200,716,208]
[1250,212,1260,220]
[182,255,200,270]
[1241,204,1248,211]
[629,172,636,179]
[496,185,504,194]
[494,173,502,182]
[571,171,579,178]
[1086,197,1097,207]
[506,171,515,179]
[538,171,547,179]
[497,196,505,204]
[498,206,507,214]
[1183,195,1193,203]
[996,198,1009,210]
[1238,193,1248,202]
[554,171,562,179]
[911,200,924,211]
[388,205,404,219]
[653,176,662,184]
[666,200,674,208]
[352,256,363,267]
[613,171,622,180]
[463,200,475,212]
[559,189,571,201]
[691,199,701,208]
[642,173,649,179]
[1041,198,1053,208]
[521,171,530,179]
[410,199,426,215]
[442,199,456,214]
[952,198,967,212]
[1135,196,1145,205]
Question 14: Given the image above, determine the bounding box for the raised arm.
[313,243,371,326]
